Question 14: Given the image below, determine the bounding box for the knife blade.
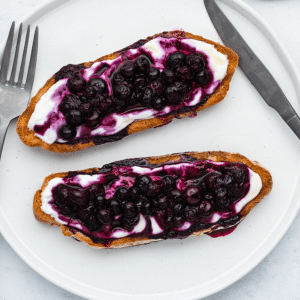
[204,0,300,139]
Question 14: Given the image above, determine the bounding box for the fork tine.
[0,22,15,84]
[16,25,30,87]
[24,27,38,92]
[8,23,23,85]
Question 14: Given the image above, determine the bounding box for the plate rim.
[1,0,300,299]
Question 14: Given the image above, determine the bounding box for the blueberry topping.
[59,94,81,116]
[94,195,106,208]
[163,176,177,190]
[134,76,147,89]
[142,200,154,216]
[89,183,105,197]
[122,215,139,229]
[152,97,166,110]
[67,74,86,94]
[184,185,202,205]
[78,202,95,220]
[97,208,113,225]
[88,77,108,95]
[55,64,85,82]
[69,187,89,206]
[141,87,155,107]
[123,201,137,218]
[167,189,183,207]
[58,124,77,141]
[111,72,125,86]
[161,68,175,84]
[166,51,186,70]
[53,184,69,206]
[173,203,184,216]
[184,206,199,222]
[147,180,164,197]
[109,198,123,215]
[173,215,185,227]
[120,61,136,78]
[176,66,193,82]
[135,175,151,193]
[115,187,129,201]
[198,200,213,217]
[135,56,151,73]
[79,101,93,114]
[187,52,206,72]
[128,186,141,201]
[85,215,102,232]
[84,109,101,128]
[195,69,211,87]
[147,67,160,81]
[151,79,164,96]
[99,98,115,114]
[113,83,132,100]
[164,84,182,105]
[155,195,168,210]
[65,109,84,126]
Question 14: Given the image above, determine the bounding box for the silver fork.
[0,22,38,159]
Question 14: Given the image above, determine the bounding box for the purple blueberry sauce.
[47,155,251,245]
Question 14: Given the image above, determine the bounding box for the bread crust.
[33,151,272,249]
[17,31,239,153]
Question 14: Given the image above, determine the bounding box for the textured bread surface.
[33,151,272,249]
[17,31,239,153]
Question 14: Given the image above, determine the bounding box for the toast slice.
[17,31,238,153]
[33,151,272,249]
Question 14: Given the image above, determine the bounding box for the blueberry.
[60,204,73,216]
[219,215,241,227]
[79,101,93,115]
[198,200,213,216]
[204,192,214,201]
[174,81,192,95]
[155,195,168,210]
[55,64,85,82]
[67,74,86,94]
[184,185,202,205]
[164,84,182,105]
[94,195,106,208]
[227,185,246,202]
[135,195,147,212]
[59,94,81,116]
[65,109,84,126]
[134,175,152,193]
[223,174,234,187]
[85,109,101,128]
[53,184,69,206]
[85,215,102,232]
[173,215,185,227]
[161,68,175,84]
[128,186,141,201]
[195,69,211,87]
[167,189,183,207]
[109,197,123,215]
[84,86,96,99]
[134,76,147,89]
[89,183,105,197]
[97,208,113,225]
[122,215,139,229]
[152,97,166,110]
[147,67,160,81]
[78,202,95,220]
[147,180,165,197]
[88,77,108,95]
[142,200,154,216]
[166,51,186,70]
[214,187,230,208]
[69,186,89,206]
[114,98,127,112]
[135,56,151,73]
[229,165,249,184]
[151,78,164,96]
[141,87,155,107]
[57,124,77,141]
[123,201,137,218]
[184,206,199,222]
[120,61,136,78]
[99,98,115,114]
[113,83,132,100]
[176,66,193,81]
[204,172,223,189]
[173,203,184,216]
[111,72,125,86]
[187,52,206,72]
[163,176,177,191]
[115,186,129,201]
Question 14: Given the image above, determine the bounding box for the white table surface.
[1,0,300,299]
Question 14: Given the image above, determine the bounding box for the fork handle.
[0,117,10,160]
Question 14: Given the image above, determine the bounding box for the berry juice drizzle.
[42,155,262,245]
[29,33,229,145]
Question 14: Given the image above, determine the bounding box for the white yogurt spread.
[28,36,229,144]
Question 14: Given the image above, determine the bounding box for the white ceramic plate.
[1,0,300,299]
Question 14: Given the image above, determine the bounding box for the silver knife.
[204,0,300,139]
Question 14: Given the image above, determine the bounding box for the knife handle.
[286,115,300,139]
